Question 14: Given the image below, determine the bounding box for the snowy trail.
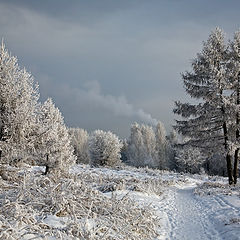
[136,181,240,240]
[157,184,221,240]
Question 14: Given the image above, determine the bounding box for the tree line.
[69,123,177,170]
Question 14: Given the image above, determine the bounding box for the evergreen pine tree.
[174,28,234,184]
[36,98,75,174]
[0,42,39,165]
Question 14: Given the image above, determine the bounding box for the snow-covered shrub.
[89,130,123,167]
[71,164,174,196]
[34,98,76,174]
[68,128,90,164]
[0,166,160,239]
[194,180,240,196]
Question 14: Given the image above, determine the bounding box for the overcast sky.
[1,0,240,138]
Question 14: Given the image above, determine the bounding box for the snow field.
[0,164,240,239]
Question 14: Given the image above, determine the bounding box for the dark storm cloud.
[1,0,240,137]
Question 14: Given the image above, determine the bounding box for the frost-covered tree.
[155,121,167,169]
[89,130,123,167]
[68,128,90,164]
[227,31,240,183]
[176,145,206,174]
[205,154,226,176]
[0,42,39,165]
[165,130,178,170]
[141,124,158,168]
[174,28,235,184]
[35,98,75,174]
[120,139,128,163]
[126,123,145,167]
[126,123,158,168]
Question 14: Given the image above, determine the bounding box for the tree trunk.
[44,154,49,175]
[233,148,239,184]
[220,85,233,184]
[0,124,4,162]
[227,153,233,184]
[44,165,49,175]
[233,76,240,184]
[223,121,233,184]
[206,161,210,173]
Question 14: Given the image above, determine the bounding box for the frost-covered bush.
[72,164,172,196]
[89,130,123,167]
[68,128,90,164]
[0,166,160,239]
[194,180,240,196]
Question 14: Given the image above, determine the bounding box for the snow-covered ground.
[72,165,240,239]
[153,180,240,240]
[1,164,240,239]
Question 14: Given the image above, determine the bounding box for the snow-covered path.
[158,185,220,240]
[154,182,240,240]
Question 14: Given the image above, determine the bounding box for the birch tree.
[126,123,165,168]
[141,124,158,168]
[126,123,145,167]
[69,128,90,164]
[155,121,167,169]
